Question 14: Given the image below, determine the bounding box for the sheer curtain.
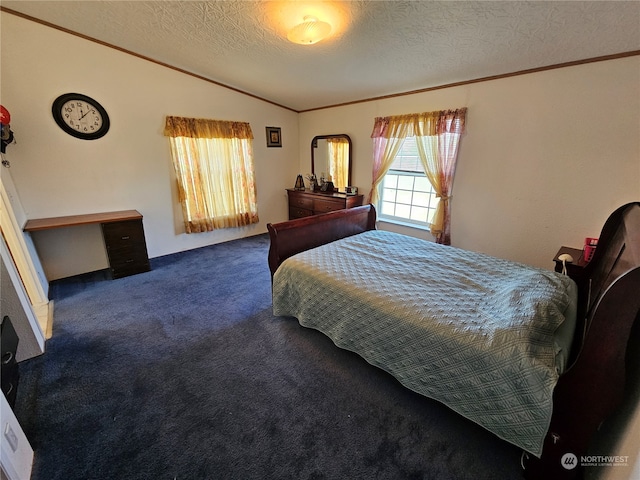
[415,109,466,244]
[164,116,259,233]
[368,115,411,205]
[369,108,467,245]
[327,137,349,191]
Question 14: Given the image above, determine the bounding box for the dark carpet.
[14,233,524,480]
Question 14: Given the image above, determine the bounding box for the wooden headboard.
[267,204,377,277]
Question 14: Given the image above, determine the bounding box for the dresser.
[287,189,364,220]
[24,210,151,280]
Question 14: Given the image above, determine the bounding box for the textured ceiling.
[2,1,639,111]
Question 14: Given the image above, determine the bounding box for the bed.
[267,202,640,478]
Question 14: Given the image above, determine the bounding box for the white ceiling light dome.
[287,16,332,45]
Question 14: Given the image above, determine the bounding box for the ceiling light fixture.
[287,16,332,45]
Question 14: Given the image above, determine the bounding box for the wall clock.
[52,93,110,140]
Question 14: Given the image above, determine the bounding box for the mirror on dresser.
[311,134,352,192]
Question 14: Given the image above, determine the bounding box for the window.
[164,117,259,233]
[379,137,438,228]
[370,109,466,244]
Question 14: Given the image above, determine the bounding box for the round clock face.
[52,93,110,140]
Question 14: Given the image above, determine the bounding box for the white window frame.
[377,137,438,229]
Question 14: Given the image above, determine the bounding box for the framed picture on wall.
[266,126,282,147]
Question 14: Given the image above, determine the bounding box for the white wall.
[1,12,299,280]
[299,56,640,269]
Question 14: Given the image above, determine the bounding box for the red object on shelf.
[0,105,10,125]
[583,237,598,262]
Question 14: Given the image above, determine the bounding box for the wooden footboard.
[523,202,640,478]
[267,204,377,277]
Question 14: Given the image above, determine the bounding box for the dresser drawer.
[289,206,314,219]
[313,197,344,214]
[288,193,314,210]
[346,194,364,209]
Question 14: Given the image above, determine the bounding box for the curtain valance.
[371,108,467,139]
[164,116,254,139]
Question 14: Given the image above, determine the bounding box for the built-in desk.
[24,210,151,279]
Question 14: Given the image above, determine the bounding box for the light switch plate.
[4,423,18,452]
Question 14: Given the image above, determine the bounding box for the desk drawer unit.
[102,219,151,279]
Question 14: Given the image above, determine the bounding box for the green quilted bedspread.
[272,230,577,457]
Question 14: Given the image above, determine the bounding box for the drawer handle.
[121,236,130,240]
[2,351,14,364]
